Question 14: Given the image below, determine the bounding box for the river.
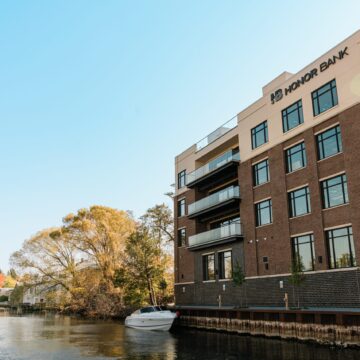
[0,312,359,359]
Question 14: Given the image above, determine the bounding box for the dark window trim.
[177,228,186,247]
[326,226,356,269]
[291,234,315,271]
[251,121,268,149]
[178,170,186,189]
[218,250,233,280]
[282,99,304,133]
[288,186,311,218]
[285,142,307,173]
[252,158,270,186]
[202,253,215,281]
[311,79,338,116]
[316,125,342,160]
[255,199,272,227]
[177,198,186,217]
[321,173,348,209]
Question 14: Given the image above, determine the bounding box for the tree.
[10,227,82,294]
[289,258,305,308]
[141,204,174,246]
[62,206,136,291]
[123,225,168,306]
[233,261,247,308]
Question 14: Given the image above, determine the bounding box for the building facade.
[174,30,360,308]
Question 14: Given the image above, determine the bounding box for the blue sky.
[0,1,360,272]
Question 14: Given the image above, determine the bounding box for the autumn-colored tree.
[10,228,82,294]
[123,225,169,306]
[62,206,136,291]
[141,204,174,246]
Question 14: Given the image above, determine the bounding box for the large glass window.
[282,100,304,133]
[285,142,307,173]
[177,228,186,247]
[255,199,272,227]
[177,198,186,217]
[316,125,342,160]
[218,251,232,280]
[288,186,311,218]
[253,159,269,186]
[321,174,348,209]
[327,226,356,269]
[312,79,338,116]
[203,253,215,281]
[251,121,268,149]
[292,234,315,271]
[178,170,186,189]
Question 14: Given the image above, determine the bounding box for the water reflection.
[0,314,359,360]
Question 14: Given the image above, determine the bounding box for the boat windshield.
[139,306,164,313]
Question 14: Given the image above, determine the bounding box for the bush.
[0,295,9,302]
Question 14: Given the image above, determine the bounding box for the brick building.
[174,30,360,308]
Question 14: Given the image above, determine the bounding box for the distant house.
[0,288,14,303]
[22,286,47,305]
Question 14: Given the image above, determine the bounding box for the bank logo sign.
[270,47,349,104]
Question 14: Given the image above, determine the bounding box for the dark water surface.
[0,313,359,360]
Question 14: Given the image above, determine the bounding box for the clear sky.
[0,1,360,272]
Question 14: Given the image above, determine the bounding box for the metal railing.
[188,222,242,248]
[196,116,238,151]
[188,186,240,216]
[186,149,240,185]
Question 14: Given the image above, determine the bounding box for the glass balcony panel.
[188,222,242,249]
[188,186,240,216]
[196,116,238,151]
[186,150,240,185]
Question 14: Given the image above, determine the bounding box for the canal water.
[0,313,359,360]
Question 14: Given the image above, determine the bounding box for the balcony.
[196,116,237,152]
[188,186,240,220]
[188,222,243,250]
[186,149,240,190]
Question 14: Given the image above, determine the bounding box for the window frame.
[285,142,307,173]
[178,170,186,189]
[326,226,356,269]
[177,228,186,247]
[218,250,233,280]
[312,79,338,116]
[255,199,272,227]
[177,198,186,217]
[288,186,311,218]
[282,99,304,133]
[252,159,270,186]
[292,234,315,272]
[316,125,342,160]
[321,174,349,209]
[251,121,268,149]
[202,253,215,281]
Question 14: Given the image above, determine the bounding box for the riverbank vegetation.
[10,204,174,317]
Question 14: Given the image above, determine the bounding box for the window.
[251,121,268,149]
[218,251,232,280]
[282,100,304,133]
[285,142,307,173]
[316,125,342,160]
[203,253,215,281]
[312,79,338,116]
[255,199,272,227]
[321,174,348,209]
[292,234,315,271]
[177,228,186,247]
[327,226,356,269]
[178,170,186,189]
[177,198,186,217]
[288,186,311,218]
[253,159,269,186]
[211,216,240,229]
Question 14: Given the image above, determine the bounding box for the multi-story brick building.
[174,30,360,308]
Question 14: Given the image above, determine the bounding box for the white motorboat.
[125,306,177,331]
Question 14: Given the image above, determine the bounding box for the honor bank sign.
[270,47,349,104]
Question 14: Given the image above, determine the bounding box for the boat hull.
[125,314,176,331]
